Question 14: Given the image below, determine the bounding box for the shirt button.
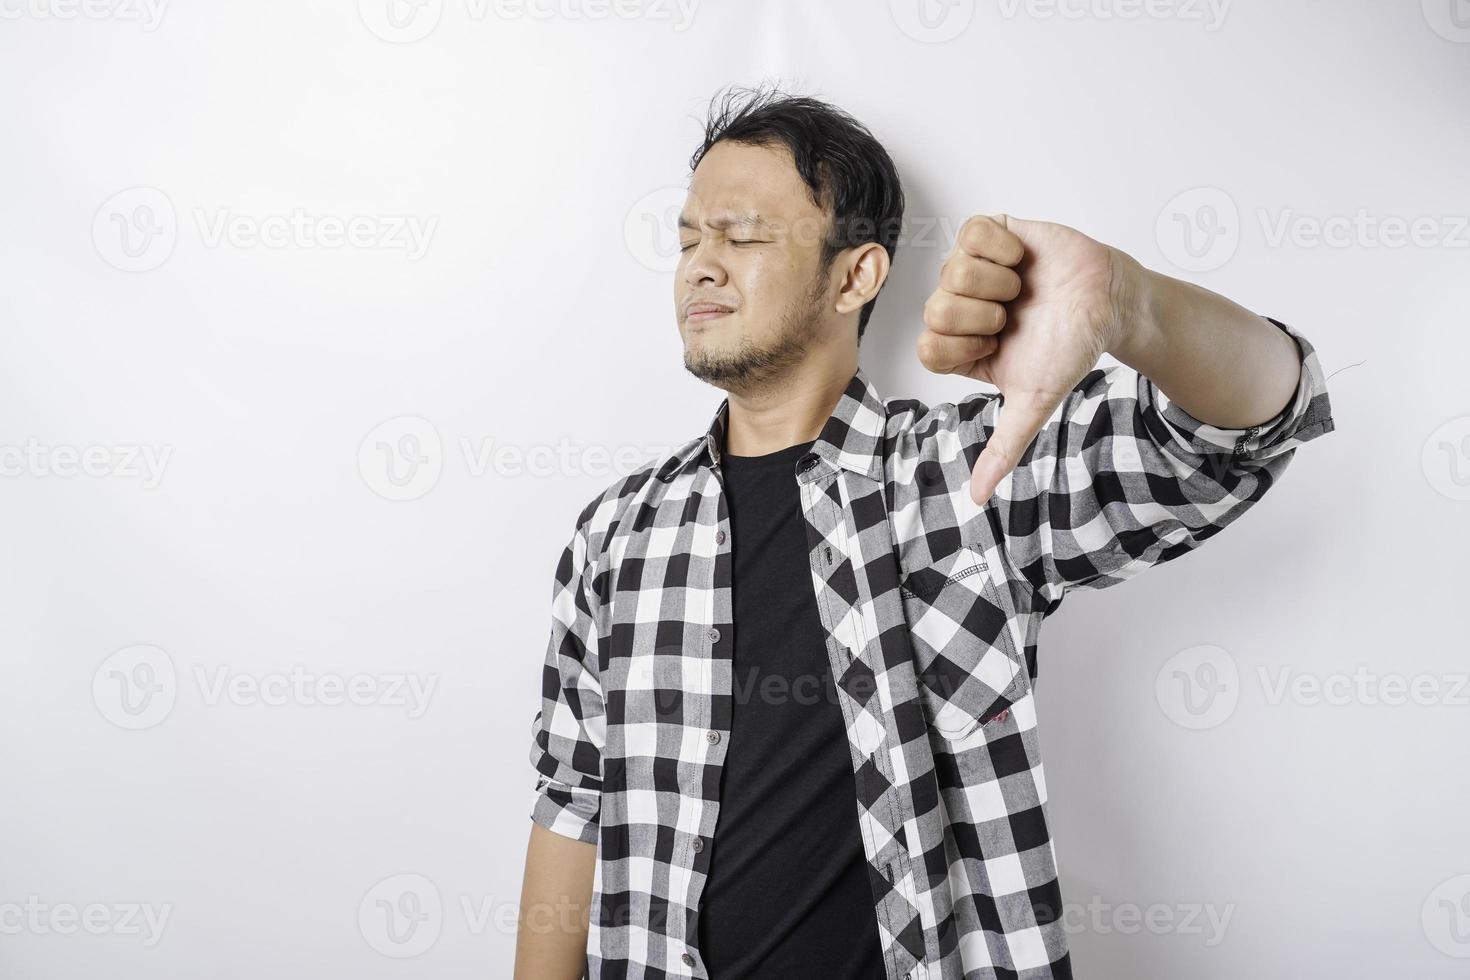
[707,627,720,643]
[716,529,726,545]
[705,729,721,744]
[692,837,704,853]
[681,952,696,966]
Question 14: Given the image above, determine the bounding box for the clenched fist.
[917,214,1141,506]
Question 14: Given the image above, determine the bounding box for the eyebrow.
[677,211,774,232]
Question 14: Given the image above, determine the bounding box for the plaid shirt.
[528,315,1335,979]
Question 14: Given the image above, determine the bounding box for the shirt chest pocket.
[899,541,1027,740]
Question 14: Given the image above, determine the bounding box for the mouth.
[685,304,735,324]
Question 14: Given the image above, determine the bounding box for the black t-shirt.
[693,439,887,980]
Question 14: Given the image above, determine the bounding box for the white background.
[2,1,1467,977]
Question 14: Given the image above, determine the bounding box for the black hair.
[688,84,905,343]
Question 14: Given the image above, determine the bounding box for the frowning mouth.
[685,302,736,324]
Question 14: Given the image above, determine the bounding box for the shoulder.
[569,434,703,549]
[884,369,1132,445]
[883,389,1001,448]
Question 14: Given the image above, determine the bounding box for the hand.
[917,214,1140,505]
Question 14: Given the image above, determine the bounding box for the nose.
[681,239,726,290]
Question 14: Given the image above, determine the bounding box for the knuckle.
[938,259,969,294]
[959,216,986,253]
[916,332,942,369]
[1001,269,1023,300]
[923,294,950,330]
[937,261,956,292]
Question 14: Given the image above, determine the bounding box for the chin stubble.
[682,277,826,391]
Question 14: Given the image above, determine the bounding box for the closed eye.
[679,240,765,251]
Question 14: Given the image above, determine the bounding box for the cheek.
[731,255,785,308]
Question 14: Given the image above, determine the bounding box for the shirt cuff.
[1146,315,1336,462]
[530,774,601,845]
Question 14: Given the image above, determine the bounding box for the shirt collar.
[658,365,888,484]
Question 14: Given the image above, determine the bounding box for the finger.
[939,254,1023,302]
[969,391,1057,505]
[922,291,1007,336]
[955,214,1025,267]
[916,330,998,375]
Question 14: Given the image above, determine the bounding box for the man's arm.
[517,513,606,976]
[1108,258,1303,430]
[514,823,595,980]
[917,213,1334,605]
[916,213,1330,504]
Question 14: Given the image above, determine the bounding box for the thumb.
[991,213,1046,248]
[970,391,1055,505]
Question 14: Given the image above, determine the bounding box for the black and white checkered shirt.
[528,315,1335,979]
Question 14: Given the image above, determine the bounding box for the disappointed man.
[514,87,1334,980]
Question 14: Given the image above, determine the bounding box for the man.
[514,86,1334,980]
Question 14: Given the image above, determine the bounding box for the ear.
[832,242,891,317]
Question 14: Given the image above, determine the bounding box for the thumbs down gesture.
[917,214,1139,506]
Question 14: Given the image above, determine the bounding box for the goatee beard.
[683,289,822,395]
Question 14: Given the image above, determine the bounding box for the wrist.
[1106,254,1167,374]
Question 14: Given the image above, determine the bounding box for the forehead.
[679,141,825,230]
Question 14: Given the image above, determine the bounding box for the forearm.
[514,822,596,980]
[1108,256,1303,430]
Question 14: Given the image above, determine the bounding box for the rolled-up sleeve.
[970,314,1336,607]
[1149,316,1336,461]
[528,516,604,844]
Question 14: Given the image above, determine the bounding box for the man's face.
[675,140,835,391]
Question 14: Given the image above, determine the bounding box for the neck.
[722,351,858,457]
